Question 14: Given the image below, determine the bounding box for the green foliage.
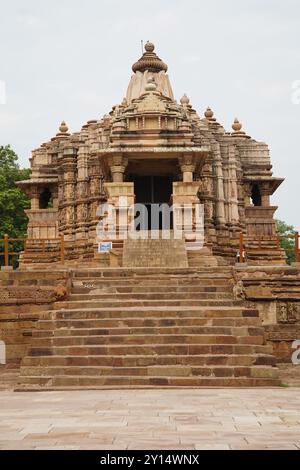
[0,145,30,267]
[276,219,296,265]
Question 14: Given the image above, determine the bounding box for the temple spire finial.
[205,107,214,120]
[231,117,251,138]
[132,41,168,73]
[145,41,155,53]
[53,120,70,140]
[59,121,69,134]
[180,94,190,106]
[232,117,242,133]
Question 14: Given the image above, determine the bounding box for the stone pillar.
[94,182,134,259]
[31,187,39,210]
[61,146,77,241]
[52,186,59,210]
[76,145,89,240]
[199,161,214,237]
[228,146,239,223]
[178,155,196,183]
[261,183,271,207]
[212,142,226,225]
[88,159,104,240]
[108,155,128,183]
[172,181,204,247]
[244,183,252,206]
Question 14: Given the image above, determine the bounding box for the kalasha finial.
[145,76,157,92]
[59,121,69,134]
[231,117,250,138]
[145,41,155,53]
[232,117,242,133]
[180,94,190,106]
[53,120,70,140]
[232,118,243,132]
[204,107,214,120]
[132,41,168,73]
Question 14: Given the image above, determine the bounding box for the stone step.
[17,374,280,388]
[33,325,264,338]
[53,299,241,309]
[22,353,277,368]
[19,365,279,379]
[27,343,274,357]
[72,275,233,283]
[68,292,234,301]
[29,333,265,347]
[40,308,258,321]
[0,367,19,391]
[35,316,263,330]
[71,285,233,293]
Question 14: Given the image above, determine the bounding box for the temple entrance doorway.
[133,175,173,231]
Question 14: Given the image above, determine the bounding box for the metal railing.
[0,234,65,267]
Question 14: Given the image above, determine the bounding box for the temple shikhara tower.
[2,42,300,390]
[18,42,285,267]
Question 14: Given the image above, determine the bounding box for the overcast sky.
[0,0,299,226]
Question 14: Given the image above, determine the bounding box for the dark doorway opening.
[134,175,173,230]
[39,188,53,209]
[251,184,262,207]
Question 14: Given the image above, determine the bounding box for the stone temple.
[1,42,300,390]
[17,41,284,267]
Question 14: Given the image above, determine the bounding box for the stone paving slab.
[0,389,300,450]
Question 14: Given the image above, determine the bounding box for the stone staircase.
[19,240,61,265]
[17,267,280,390]
[245,238,286,265]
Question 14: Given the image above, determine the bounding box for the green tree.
[276,219,296,265]
[0,145,30,266]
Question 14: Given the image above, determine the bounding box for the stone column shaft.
[212,143,226,225]
[228,146,239,223]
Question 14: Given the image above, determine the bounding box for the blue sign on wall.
[98,242,113,253]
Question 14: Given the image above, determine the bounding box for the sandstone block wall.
[0,270,71,364]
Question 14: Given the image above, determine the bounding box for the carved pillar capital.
[108,155,128,183]
[178,155,196,183]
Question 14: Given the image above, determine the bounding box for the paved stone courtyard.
[0,388,300,450]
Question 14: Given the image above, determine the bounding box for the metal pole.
[295,231,299,263]
[4,234,9,267]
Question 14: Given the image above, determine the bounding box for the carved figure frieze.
[277,302,300,324]
[233,280,246,300]
[0,288,55,304]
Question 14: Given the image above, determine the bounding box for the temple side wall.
[234,265,300,362]
[0,270,71,364]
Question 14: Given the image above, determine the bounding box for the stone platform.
[0,388,300,450]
